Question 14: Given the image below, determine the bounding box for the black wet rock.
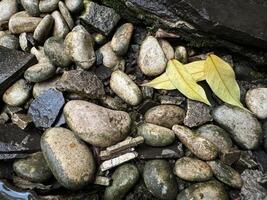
[183,99,213,127]
[0,124,41,160]
[28,88,65,128]
[56,70,105,99]
[0,46,36,96]
[240,170,267,200]
[80,2,120,35]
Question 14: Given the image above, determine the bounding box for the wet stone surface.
[28,88,65,128]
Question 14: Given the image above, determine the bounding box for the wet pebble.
[213,105,262,150]
[177,180,228,200]
[13,152,52,183]
[208,160,243,188]
[196,124,233,153]
[0,0,18,23]
[245,87,267,119]
[24,62,56,83]
[175,46,187,64]
[58,1,74,29]
[159,39,174,60]
[111,23,134,56]
[99,42,121,69]
[174,157,213,182]
[21,0,40,17]
[9,11,42,34]
[39,0,59,13]
[51,10,69,38]
[44,36,71,68]
[143,160,178,200]
[64,100,131,147]
[145,105,185,128]
[19,33,34,52]
[0,33,19,49]
[33,15,54,43]
[65,0,83,13]
[65,25,95,69]
[137,123,175,146]
[2,79,31,107]
[28,88,65,128]
[32,76,60,98]
[41,127,95,189]
[173,125,218,160]
[56,70,105,99]
[104,164,139,200]
[110,70,142,106]
[138,36,167,76]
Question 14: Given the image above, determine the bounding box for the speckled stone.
[138,36,167,76]
[64,100,131,147]
[145,105,185,128]
[13,152,52,183]
[2,79,31,107]
[174,157,213,182]
[110,70,142,106]
[104,164,139,200]
[137,123,175,147]
[56,70,105,99]
[0,34,19,49]
[28,88,65,128]
[143,160,178,200]
[213,105,262,150]
[245,88,267,119]
[176,180,228,200]
[173,125,218,160]
[208,160,243,188]
[41,127,95,190]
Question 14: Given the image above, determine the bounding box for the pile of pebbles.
[0,0,267,200]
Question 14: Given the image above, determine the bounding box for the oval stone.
[21,0,40,16]
[13,152,52,183]
[65,25,95,69]
[177,180,228,200]
[174,157,213,182]
[137,123,175,146]
[3,79,31,106]
[143,160,178,200]
[33,15,54,43]
[64,100,131,147]
[110,70,142,106]
[24,62,56,83]
[208,160,243,188]
[138,36,167,76]
[145,105,185,128]
[196,124,233,153]
[245,87,267,119]
[0,0,18,23]
[104,164,139,200]
[41,127,95,190]
[159,39,174,60]
[111,23,134,56]
[173,125,218,161]
[99,42,121,69]
[33,76,60,98]
[213,105,262,150]
[51,10,69,39]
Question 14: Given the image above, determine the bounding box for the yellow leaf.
[166,59,211,105]
[142,73,176,90]
[185,60,205,82]
[204,54,244,108]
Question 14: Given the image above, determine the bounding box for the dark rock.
[28,89,65,128]
[92,65,112,81]
[220,149,241,165]
[253,150,267,173]
[80,2,120,35]
[0,124,41,160]
[263,121,267,152]
[235,151,258,172]
[103,0,267,65]
[137,141,184,159]
[56,70,105,99]
[240,170,267,200]
[137,99,159,115]
[0,46,36,96]
[183,99,213,127]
